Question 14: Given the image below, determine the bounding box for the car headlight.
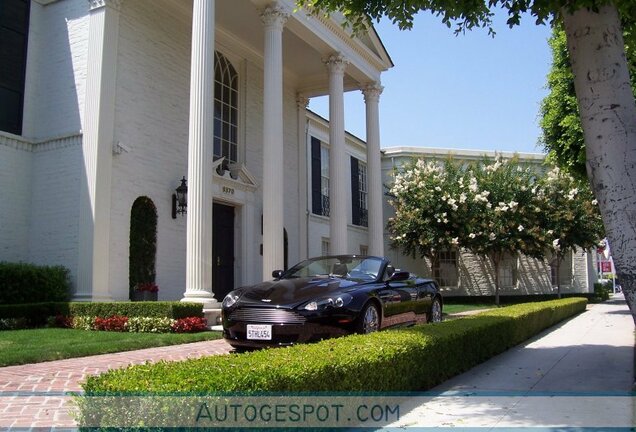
[303,294,353,311]
[222,291,240,308]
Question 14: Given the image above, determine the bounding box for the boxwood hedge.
[83,298,586,394]
[0,262,70,304]
[0,301,203,327]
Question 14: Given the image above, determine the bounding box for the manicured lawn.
[443,303,493,315]
[0,328,222,366]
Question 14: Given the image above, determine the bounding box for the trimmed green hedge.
[0,262,70,304]
[83,298,586,394]
[0,302,203,327]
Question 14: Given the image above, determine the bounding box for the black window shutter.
[311,137,322,215]
[351,157,360,226]
[0,0,30,135]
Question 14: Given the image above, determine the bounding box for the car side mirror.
[272,270,283,279]
[388,271,410,282]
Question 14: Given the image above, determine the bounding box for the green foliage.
[387,157,474,259]
[0,318,29,330]
[0,262,70,305]
[0,302,203,324]
[66,302,202,319]
[127,317,175,333]
[0,328,222,367]
[129,197,158,299]
[539,168,604,276]
[593,281,612,301]
[296,0,636,35]
[540,24,636,179]
[82,298,586,395]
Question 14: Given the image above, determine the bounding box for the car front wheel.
[356,303,380,334]
[428,298,443,323]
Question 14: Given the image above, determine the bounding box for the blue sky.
[308,10,553,154]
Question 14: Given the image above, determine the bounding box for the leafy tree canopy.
[540,22,636,180]
[296,0,636,34]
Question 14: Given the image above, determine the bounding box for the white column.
[261,4,288,280]
[297,94,310,261]
[76,0,122,301]
[325,53,349,255]
[362,83,384,257]
[182,0,217,306]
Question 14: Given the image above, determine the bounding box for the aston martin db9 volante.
[221,255,442,348]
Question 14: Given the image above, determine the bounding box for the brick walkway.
[0,338,233,429]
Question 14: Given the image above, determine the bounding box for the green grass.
[443,303,493,315]
[0,328,222,366]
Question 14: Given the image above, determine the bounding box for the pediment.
[212,158,259,192]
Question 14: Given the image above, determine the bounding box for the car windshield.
[283,256,383,282]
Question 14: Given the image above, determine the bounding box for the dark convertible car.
[221,255,442,348]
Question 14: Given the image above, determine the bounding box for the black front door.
[213,203,234,301]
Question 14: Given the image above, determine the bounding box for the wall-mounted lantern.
[171,177,187,219]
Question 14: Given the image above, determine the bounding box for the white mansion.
[0,0,597,306]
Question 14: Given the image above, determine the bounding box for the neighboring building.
[304,111,373,259]
[381,147,599,296]
[0,0,392,307]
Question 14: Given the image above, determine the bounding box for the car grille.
[229,308,306,324]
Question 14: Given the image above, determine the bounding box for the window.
[311,137,329,216]
[359,245,368,256]
[213,51,238,163]
[351,157,368,227]
[499,253,518,288]
[432,250,458,287]
[550,251,572,287]
[0,0,30,135]
[321,238,330,256]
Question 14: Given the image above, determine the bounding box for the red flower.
[172,317,208,333]
[94,315,128,332]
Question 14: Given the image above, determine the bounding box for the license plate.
[247,324,272,340]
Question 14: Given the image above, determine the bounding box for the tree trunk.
[556,257,562,299]
[492,254,501,306]
[562,5,636,325]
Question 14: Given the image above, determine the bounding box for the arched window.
[214,51,239,163]
[129,197,157,300]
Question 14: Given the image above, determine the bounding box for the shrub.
[66,302,202,319]
[127,317,174,333]
[94,316,128,332]
[72,316,96,331]
[82,298,586,394]
[0,318,29,330]
[47,314,72,328]
[171,317,208,333]
[593,281,611,302]
[0,262,70,305]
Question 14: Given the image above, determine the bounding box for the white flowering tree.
[387,158,477,261]
[539,168,605,298]
[464,157,550,305]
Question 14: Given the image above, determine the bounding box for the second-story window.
[0,0,30,135]
[214,51,238,164]
[311,137,330,216]
[351,157,368,227]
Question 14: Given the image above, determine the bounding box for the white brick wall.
[23,0,89,139]
[0,135,33,263]
[104,0,304,300]
[29,136,82,290]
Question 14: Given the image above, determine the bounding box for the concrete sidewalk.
[388,295,636,429]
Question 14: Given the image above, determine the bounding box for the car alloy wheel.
[429,298,442,323]
[360,303,380,334]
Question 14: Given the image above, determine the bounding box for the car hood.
[235,277,361,307]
